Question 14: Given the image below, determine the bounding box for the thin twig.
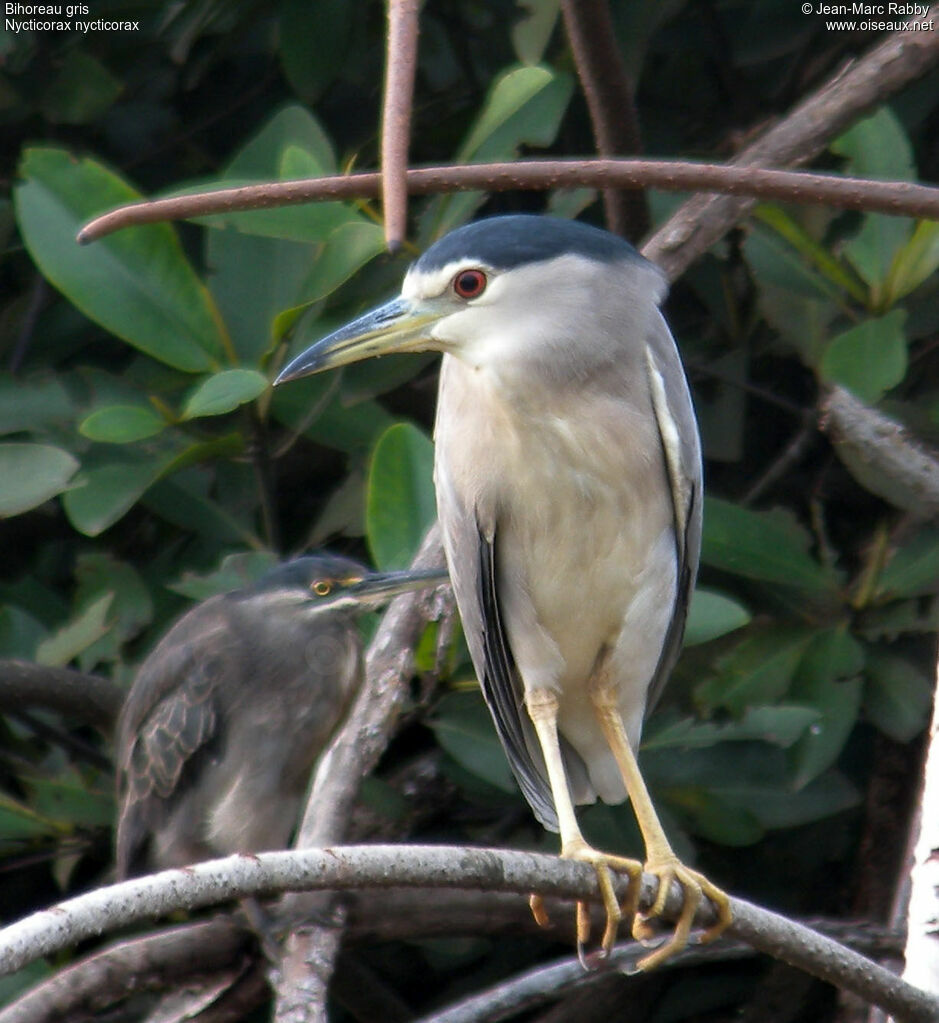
[2,845,938,1023]
[643,5,939,277]
[77,160,939,245]
[382,0,420,251]
[560,0,649,239]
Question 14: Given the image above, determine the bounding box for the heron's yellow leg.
[590,681,733,970]
[525,689,642,954]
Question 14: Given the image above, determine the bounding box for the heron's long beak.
[275,297,442,384]
[348,567,449,608]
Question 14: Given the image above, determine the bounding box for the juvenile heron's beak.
[276,297,442,384]
[346,567,449,609]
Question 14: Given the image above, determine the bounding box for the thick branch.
[821,387,939,520]
[382,0,419,250]
[1,845,938,1022]
[643,6,939,277]
[272,525,450,1022]
[77,160,939,244]
[560,0,649,239]
[0,659,122,729]
[0,894,908,1023]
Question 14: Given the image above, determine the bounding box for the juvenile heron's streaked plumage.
[276,215,730,967]
[115,555,446,878]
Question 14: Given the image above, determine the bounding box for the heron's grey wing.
[115,619,223,876]
[437,458,559,830]
[643,311,704,713]
[475,520,560,830]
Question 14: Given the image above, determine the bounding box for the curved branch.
[0,895,907,1023]
[77,160,939,244]
[1,844,938,1023]
[0,659,123,729]
[643,5,939,277]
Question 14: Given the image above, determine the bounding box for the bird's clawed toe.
[632,859,732,970]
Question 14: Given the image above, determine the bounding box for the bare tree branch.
[77,160,939,244]
[2,844,939,1022]
[382,0,420,251]
[643,6,939,278]
[0,893,908,1023]
[271,525,450,1022]
[0,659,122,729]
[821,387,939,521]
[560,0,649,239]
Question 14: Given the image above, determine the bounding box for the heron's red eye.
[453,269,487,299]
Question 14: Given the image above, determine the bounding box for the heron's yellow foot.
[530,837,643,956]
[632,856,732,971]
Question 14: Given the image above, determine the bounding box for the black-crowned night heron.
[276,215,732,967]
[115,554,445,878]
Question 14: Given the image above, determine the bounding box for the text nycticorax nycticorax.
[115,554,445,877]
[276,215,732,968]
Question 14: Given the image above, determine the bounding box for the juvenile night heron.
[115,554,445,877]
[276,215,732,967]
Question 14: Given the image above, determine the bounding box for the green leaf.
[40,50,122,124]
[35,592,113,667]
[884,220,939,304]
[864,649,933,742]
[876,528,939,599]
[752,206,867,304]
[644,742,859,831]
[79,404,166,443]
[665,787,764,846]
[181,369,268,419]
[15,147,228,372]
[74,552,153,644]
[427,64,573,238]
[820,310,907,403]
[831,109,915,289]
[701,497,836,593]
[226,102,337,177]
[366,422,436,570]
[0,375,74,434]
[25,770,114,828]
[0,605,48,659]
[271,380,396,454]
[430,691,518,793]
[0,443,78,517]
[207,227,319,364]
[170,551,280,601]
[695,625,815,715]
[684,589,751,646]
[511,0,562,65]
[63,456,168,536]
[189,105,359,243]
[301,221,387,306]
[788,629,865,788]
[743,222,845,305]
[644,705,821,751]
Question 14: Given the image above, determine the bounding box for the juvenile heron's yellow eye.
[312,580,332,596]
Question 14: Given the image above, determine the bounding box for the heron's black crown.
[414,214,645,273]
[243,553,365,597]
